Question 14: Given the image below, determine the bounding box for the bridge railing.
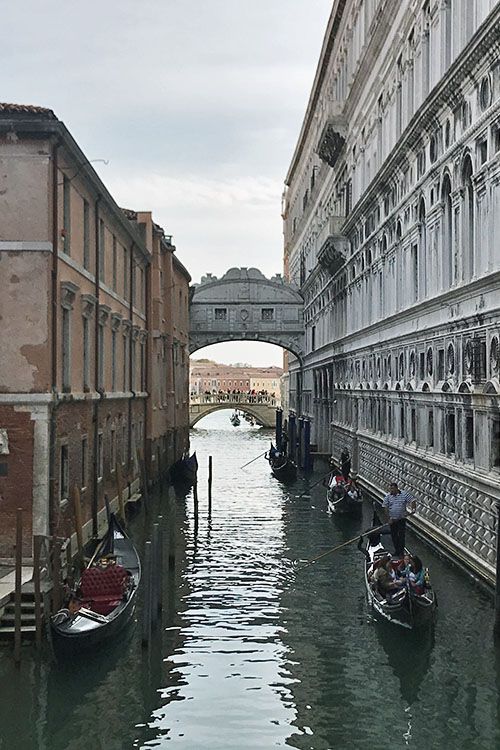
[190,393,278,408]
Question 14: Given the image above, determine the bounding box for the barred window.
[214,308,227,321]
[261,308,274,321]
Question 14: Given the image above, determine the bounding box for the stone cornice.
[81,293,96,319]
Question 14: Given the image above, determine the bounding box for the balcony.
[317,216,347,274]
[316,105,347,168]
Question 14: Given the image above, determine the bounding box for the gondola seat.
[80,565,127,615]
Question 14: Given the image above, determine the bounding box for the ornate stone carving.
[60,281,79,310]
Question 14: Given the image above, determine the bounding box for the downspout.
[128,243,135,469]
[144,254,151,478]
[92,195,102,537]
[48,136,61,537]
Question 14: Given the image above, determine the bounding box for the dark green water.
[0,410,499,749]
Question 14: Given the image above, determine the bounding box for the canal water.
[0,409,499,749]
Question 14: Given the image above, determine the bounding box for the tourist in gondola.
[382,482,416,557]
[372,555,404,597]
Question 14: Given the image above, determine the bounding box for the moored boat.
[169,451,198,489]
[265,445,297,482]
[360,533,436,630]
[230,411,241,426]
[51,513,140,650]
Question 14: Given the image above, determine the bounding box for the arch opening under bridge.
[189,394,277,428]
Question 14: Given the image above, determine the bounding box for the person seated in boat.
[408,555,425,594]
[395,553,412,579]
[372,556,404,597]
[67,594,84,616]
[346,475,360,501]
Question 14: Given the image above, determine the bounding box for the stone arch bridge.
[189,267,304,359]
[189,394,277,428]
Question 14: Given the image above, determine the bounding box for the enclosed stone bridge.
[189,267,304,359]
[189,394,277,428]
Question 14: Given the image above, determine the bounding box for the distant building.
[0,103,190,558]
[190,362,283,401]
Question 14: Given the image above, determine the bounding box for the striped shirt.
[382,490,414,520]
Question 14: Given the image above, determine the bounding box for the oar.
[296,521,389,572]
[240,450,267,470]
[295,470,332,499]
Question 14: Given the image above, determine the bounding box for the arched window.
[441,174,453,289]
[462,155,474,280]
[418,198,426,298]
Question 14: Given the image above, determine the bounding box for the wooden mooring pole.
[72,485,84,570]
[116,462,126,523]
[208,456,213,515]
[142,540,153,646]
[33,535,43,650]
[14,508,23,664]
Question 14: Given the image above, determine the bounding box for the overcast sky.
[2,0,331,366]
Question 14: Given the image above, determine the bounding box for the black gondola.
[169,451,198,489]
[265,445,297,482]
[51,513,140,649]
[326,483,363,515]
[360,534,436,630]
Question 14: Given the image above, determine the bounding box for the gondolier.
[382,482,416,557]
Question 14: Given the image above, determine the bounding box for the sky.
[2,0,332,367]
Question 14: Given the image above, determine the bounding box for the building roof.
[0,102,56,118]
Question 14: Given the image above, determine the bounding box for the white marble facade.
[283,0,500,582]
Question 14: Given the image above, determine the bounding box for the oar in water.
[295,470,332,499]
[240,450,267,470]
[296,521,389,572]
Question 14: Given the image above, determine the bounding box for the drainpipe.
[92,195,102,537]
[48,137,61,537]
[128,243,135,469]
[144,253,151,478]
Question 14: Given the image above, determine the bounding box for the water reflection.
[0,410,499,749]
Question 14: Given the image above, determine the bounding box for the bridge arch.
[189,267,304,359]
[190,402,275,428]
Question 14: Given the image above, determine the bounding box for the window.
[478,139,487,166]
[428,410,434,447]
[99,219,105,282]
[60,444,69,503]
[81,437,88,489]
[261,308,274,321]
[97,432,104,479]
[83,199,90,269]
[62,307,71,391]
[464,412,474,460]
[446,412,456,454]
[479,76,491,111]
[112,236,117,290]
[426,347,433,376]
[83,316,90,391]
[400,405,406,440]
[411,408,417,443]
[62,176,71,255]
[411,244,418,302]
[123,333,129,391]
[438,349,445,381]
[111,330,117,391]
[214,308,227,321]
[98,324,104,390]
[131,339,136,390]
[491,416,500,469]
[123,246,129,298]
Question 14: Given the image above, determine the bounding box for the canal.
[0,409,499,749]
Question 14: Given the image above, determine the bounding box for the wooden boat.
[51,513,140,649]
[265,448,297,482]
[326,482,363,515]
[360,535,436,630]
[169,451,198,488]
[230,412,241,426]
